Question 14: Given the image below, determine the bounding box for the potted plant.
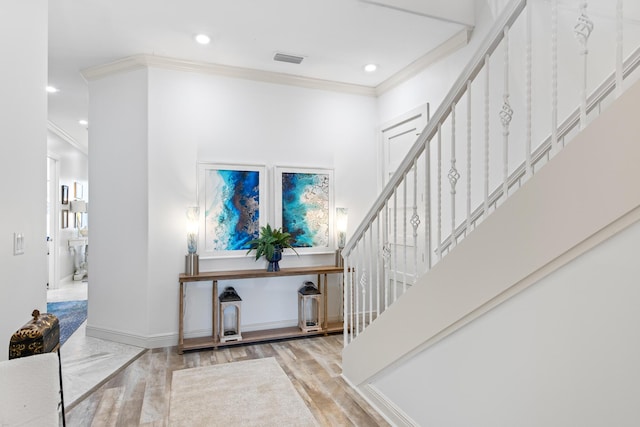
[246,224,298,271]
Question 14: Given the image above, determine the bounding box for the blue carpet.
[47,300,88,346]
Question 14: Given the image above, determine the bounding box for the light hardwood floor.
[66,334,390,426]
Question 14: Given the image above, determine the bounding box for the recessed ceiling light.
[78,120,88,126]
[46,86,59,93]
[195,34,211,45]
[364,64,378,73]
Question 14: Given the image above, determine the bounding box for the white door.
[379,104,429,302]
[381,104,429,186]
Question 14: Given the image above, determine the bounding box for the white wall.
[373,218,640,426]
[0,1,48,360]
[88,68,150,340]
[87,66,378,346]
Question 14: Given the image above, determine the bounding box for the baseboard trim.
[341,374,417,427]
[85,325,176,348]
[86,318,322,348]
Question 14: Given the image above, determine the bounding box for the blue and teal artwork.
[205,169,260,251]
[281,172,329,248]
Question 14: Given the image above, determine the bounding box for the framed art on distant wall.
[61,210,68,229]
[61,185,69,205]
[274,167,334,254]
[197,163,267,258]
[74,182,83,199]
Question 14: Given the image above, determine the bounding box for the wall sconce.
[335,207,348,267]
[185,206,199,275]
[70,200,87,233]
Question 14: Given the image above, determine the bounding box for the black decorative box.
[9,309,60,359]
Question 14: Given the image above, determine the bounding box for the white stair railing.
[343,0,640,346]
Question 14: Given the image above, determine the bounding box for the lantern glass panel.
[304,297,318,327]
[223,306,238,335]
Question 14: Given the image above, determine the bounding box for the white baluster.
[449,103,459,249]
[424,142,431,270]
[354,248,359,337]
[551,0,559,153]
[574,1,594,130]
[437,124,442,260]
[526,0,533,178]
[375,216,381,317]
[383,200,390,310]
[500,27,513,200]
[393,191,398,303]
[616,0,623,99]
[411,161,420,283]
[402,178,408,294]
[368,226,373,325]
[484,55,490,218]
[343,258,349,346]
[360,235,367,331]
[466,81,472,231]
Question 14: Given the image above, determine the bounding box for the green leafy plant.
[246,224,298,261]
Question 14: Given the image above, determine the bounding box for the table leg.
[323,273,328,331]
[178,282,184,354]
[213,280,218,348]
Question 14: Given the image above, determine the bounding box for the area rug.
[46,300,87,346]
[169,357,318,426]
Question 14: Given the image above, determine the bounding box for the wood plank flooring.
[66,334,390,426]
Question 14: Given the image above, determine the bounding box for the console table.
[178,265,344,354]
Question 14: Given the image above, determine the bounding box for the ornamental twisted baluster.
[449,103,460,249]
[574,1,594,130]
[500,26,513,200]
[411,161,420,285]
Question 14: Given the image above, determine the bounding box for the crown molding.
[47,120,88,155]
[81,30,471,99]
[375,28,472,96]
[82,55,378,97]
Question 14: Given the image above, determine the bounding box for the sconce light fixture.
[185,206,200,275]
[335,207,348,267]
[70,200,87,234]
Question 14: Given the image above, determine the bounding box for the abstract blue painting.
[199,164,264,254]
[279,170,332,249]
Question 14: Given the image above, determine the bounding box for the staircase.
[341,0,640,424]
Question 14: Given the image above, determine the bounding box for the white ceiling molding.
[375,28,472,96]
[360,0,475,27]
[82,55,377,97]
[47,121,87,155]
[81,57,147,83]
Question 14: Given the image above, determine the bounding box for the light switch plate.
[14,232,24,255]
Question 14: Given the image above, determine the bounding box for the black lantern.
[219,287,242,343]
[298,281,323,333]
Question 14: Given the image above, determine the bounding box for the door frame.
[47,153,60,290]
[377,103,430,192]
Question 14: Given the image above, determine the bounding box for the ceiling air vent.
[273,52,304,64]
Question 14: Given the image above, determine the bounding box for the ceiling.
[47,0,474,151]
